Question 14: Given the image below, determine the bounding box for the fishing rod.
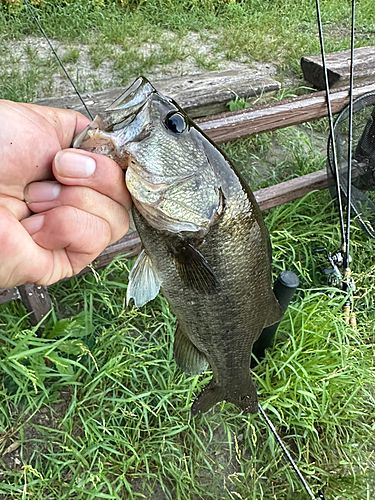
[315,0,356,326]
[342,0,356,327]
[256,2,358,497]
[24,3,327,499]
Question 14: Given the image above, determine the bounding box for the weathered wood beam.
[0,287,21,304]
[301,46,375,90]
[254,168,328,211]
[197,81,375,143]
[36,69,280,119]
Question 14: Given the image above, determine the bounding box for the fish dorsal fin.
[169,241,219,294]
[173,324,209,376]
[264,292,284,328]
[127,249,161,307]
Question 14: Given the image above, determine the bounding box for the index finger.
[22,102,90,149]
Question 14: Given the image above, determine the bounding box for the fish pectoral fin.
[169,241,219,294]
[264,292,284,328]
[126,249,161,307]
[173,324,209,376]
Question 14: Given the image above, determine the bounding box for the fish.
[73,77,283,414]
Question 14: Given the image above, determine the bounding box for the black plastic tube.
[252,270,299,364]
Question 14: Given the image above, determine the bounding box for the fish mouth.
[108,77,156,113]
[73,77,157,149]
[105,77,157,130]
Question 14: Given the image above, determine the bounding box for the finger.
[0,206,56,287]
[52,149,132,210]
[21,206,114,282]
[22,205,111,253]
[21,102,90,149]
[24,182,130,244]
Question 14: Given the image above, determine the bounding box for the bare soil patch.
[1,31,280,100]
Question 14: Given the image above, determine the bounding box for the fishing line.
[23,0,94,120]
[258,404,324,500]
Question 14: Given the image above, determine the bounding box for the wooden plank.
[254,168,328,210]
[301,46,375,90]
[35,69,280,119]
[18,284,52,326]
[197,81,375,143]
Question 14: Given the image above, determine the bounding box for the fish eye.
[164,111,187,134]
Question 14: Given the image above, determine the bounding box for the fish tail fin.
[191,378,258,415]
[191,382,226,415]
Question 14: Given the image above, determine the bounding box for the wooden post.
[18,284,52,326]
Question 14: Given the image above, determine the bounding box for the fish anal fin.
[127,249,161,308]
[264,292,284,328]
[191,378,258,415]
[173,324,209,376]
[169,241,219,294]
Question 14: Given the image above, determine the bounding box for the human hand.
[0,100,131,289]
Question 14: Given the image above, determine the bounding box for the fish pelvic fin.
[127,249,161,307]
[173,324,209,376]
[191,378,258,415]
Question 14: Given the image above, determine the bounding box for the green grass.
[1,1,375,499]
[1,0,375,101]
[1,192,374,500]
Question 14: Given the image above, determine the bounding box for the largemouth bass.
[73,77,283,414]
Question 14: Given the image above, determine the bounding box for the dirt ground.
[1,32,283,100]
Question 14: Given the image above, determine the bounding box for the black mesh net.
[327,92,375,239]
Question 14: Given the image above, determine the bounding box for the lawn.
[0,1,375,499]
